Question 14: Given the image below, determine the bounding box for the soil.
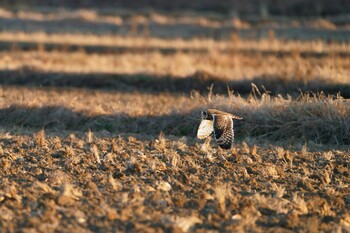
[0,132,349,232]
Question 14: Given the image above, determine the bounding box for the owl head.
[201,110,213,120]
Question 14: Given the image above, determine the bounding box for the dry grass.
[1,31,350,54]
[0,49,349,85]
[0,7,347,30]
[0,85,348,145]
[0,39,348,144]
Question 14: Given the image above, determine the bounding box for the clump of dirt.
[0,132,349,232]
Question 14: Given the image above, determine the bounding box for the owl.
[197,109,242,149]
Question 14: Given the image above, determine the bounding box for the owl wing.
[230,114,243,120]
[197,119,214,139]
[213,114,234,149]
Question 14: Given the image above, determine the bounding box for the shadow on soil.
[0,69,350,98]
[0,104,349,146]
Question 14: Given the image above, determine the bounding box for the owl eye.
[201,111,207,118]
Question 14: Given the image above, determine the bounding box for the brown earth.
[0,131,349,232]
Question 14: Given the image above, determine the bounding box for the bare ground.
[0,131,349,232]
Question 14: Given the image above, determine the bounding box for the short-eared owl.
[197,109,242,149]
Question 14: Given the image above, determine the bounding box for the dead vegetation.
[1,48,349,83]
[0,87,349,144]
[1,32,350,53]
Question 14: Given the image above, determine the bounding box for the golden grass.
[1,31,350,53]
[0,49,349,84]
[0,32,348,145]
[0,84,348,145]
[0,8,124,24]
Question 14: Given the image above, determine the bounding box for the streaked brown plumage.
[197,109,242,149]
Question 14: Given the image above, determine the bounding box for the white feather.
[197,119,214,139]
